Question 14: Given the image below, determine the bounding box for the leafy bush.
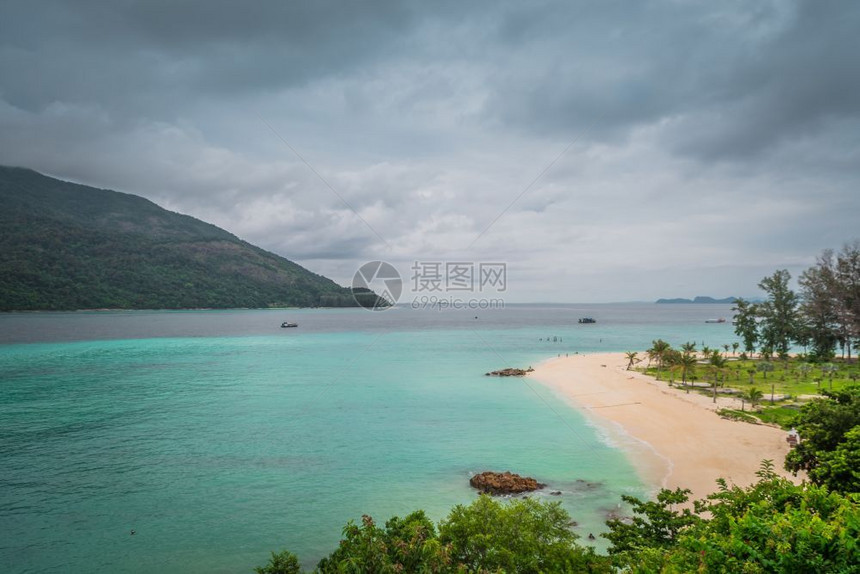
[266,496,610,573]
[255,550,301,574]
[604,462,860,573]
[716,408,760,424]
[785,385,860,493]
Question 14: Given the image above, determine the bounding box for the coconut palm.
[707,351,728,403]
[732,342,739,356]
[624,351,640,371]
[647,339,672,378]
[681,341,697,355]
[673,353,698,392]
[743,387,764,411]
[707,351,727,380]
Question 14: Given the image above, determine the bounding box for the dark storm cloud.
[0,0,420,117]
[0,0,857,300]
[484,1,860,159]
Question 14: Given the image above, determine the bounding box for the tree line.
[734,240,860,361]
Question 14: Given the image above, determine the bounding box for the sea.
[0,303,738,573]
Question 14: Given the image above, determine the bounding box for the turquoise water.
[0,305,738,573]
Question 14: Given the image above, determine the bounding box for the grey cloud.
[481,1,860,163]
[0,0,419,116]
[1,0,858,301]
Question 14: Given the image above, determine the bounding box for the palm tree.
[673,353,698,392]
[723,344,730,358]
[648,339,671,378]
[708,351,728,403]
[743,387,764,411]
[625,351,640,371]
[681,341,697,355]
[708,351,727,380]
[732,342,739,356]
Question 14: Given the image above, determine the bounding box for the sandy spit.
[531,353,799,501]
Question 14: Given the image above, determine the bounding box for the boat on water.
[578,317,596,324]
[705,318,726,324]
[280,322,298,328]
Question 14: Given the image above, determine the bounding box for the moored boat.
[281,322,298,328]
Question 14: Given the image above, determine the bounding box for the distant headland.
[655,296,739,304]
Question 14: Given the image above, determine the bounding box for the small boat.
[280,322,298,328]
[705,318,726,324]
[578,317,596,324]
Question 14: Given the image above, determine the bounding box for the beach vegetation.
[742,387,765,411]
[729,242,860,363]
[272,496,611,573]
[757,269,801,359]
[604,462,860,573]
[255,550,302,574]
[752,404,800,427]
[437,495,607,573]
[260,471,859,572]
[670,352,697,392]
[733,299,758,356]
[603,487,700,562]
[785,385,860,494]
[647,339,672,376]
[625,351,640,370]
[757,360,774,378]
[640,350,859,427]
[716,408,760,424]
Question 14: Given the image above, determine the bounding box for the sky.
[1,0,858,303]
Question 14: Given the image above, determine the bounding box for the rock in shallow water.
[469,471,546,495]
[485,367,534,376]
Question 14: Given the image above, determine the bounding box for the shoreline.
[531,352,799,502]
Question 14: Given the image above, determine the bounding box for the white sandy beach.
[532,353,799,502]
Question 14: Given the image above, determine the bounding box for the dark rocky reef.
[485,367,534,377]
[470,471,545,495]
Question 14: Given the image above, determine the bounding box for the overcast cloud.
[1,0,858,302]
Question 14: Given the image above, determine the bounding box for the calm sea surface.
[0,304,737,573]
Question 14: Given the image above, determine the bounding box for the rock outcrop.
[469,471,545,495]
[485,367,534,377]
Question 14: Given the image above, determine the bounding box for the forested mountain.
[0,166,376,310]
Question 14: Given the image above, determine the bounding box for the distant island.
[0,166,385,311]
[655,296,739,304]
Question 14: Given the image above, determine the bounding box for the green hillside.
[0,166,377,310]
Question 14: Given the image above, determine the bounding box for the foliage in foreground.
[606,462,859,573]
[258,496,608,573]
[257,465,859,573]
[785,385,860,494]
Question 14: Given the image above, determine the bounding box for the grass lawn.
[639,354,859,429]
